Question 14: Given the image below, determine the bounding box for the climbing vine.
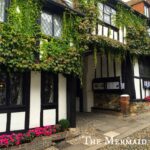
[0,0,82,75]
[0,0,149,76]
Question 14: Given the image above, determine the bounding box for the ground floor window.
[0,71,26,107]
[41,72,58,106]
[139,56,150,78]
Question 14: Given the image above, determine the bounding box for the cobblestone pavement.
[48,111,150,150]
[98,126,150,150]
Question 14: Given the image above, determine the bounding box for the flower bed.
[0,125,59,148]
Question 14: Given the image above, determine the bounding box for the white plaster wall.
[134,59,141,99]
[58,74,67,120]
[0,113,7,132]
[29,71,41,128]
[84,55,95,112]
[146,89,150,97]
[10,112,25,131]
[134,78,141,99]
[134,59,140,76]
[43,109,56,126]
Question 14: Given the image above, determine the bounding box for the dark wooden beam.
[124,53,136,100]
[67,75,77,128]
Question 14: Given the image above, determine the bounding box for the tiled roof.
[126,0,150,6]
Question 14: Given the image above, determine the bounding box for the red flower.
[145,96,150,101]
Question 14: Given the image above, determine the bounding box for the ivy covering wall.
[0,0,149,76]
[0,0,82,75]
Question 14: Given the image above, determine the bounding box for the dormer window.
[41,12,62,37]
[98,3,116,26]
[144,5,150,18]
[0,0,5,22]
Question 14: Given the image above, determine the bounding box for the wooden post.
[67,75,77,128]
[124,53,136,100]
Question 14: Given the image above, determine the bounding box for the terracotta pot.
[120,95,130,116]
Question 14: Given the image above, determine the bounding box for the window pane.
[104,5,111,15]
[98,3,103,20]
[114,31,118,40]
[9,73,23,105]
[41,12,53,36]
[103,13,111,24]
[43,73,54,104]
[111,9,116,26]
[103,26,108,37]
[54,15,62,37]
[0,72,7,105]
[0,0,5,22]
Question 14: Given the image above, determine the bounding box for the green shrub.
[58,119,70,131]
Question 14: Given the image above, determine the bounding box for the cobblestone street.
[49,111,150,150]
[99,126,150,150]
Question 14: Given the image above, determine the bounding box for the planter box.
[2,132,67,150]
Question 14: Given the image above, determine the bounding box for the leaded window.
[41,12,62,37]
[98,3,116,26]
[0,71,24,106]
[41,72,57,105]
[0,0,5,22]
[9,73,23,106]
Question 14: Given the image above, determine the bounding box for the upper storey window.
[98,3,116,26]
[41,12,62,37]
[144,5,150,18]
[0,0,5,22]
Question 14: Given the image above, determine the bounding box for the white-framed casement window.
[144,5,150,18]
[0,0,5,22]
[41,11,62,37]
[98,3,116,26]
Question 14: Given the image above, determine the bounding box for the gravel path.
[99,126,150,150]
